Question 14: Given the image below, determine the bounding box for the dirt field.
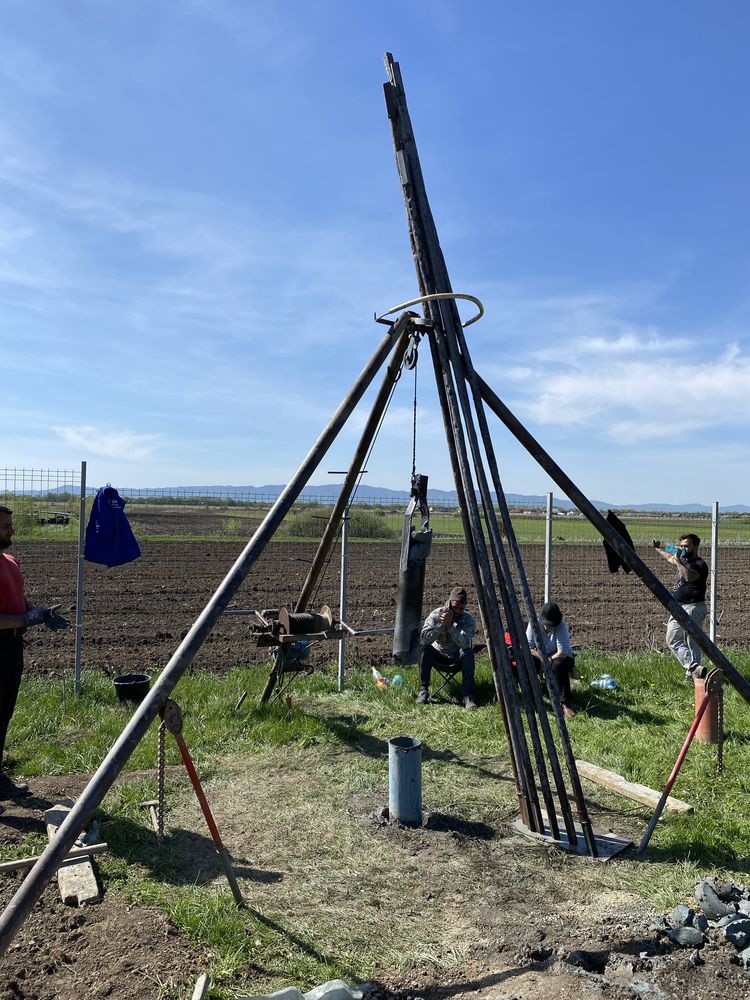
[13,539,749,681]
[4,537,749,996]
[2,760,749,1000]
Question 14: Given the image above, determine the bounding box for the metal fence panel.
[1,467,84,678]
[5,479,748,679]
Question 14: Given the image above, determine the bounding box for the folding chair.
[429,643,486,703]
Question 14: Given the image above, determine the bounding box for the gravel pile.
[662,877,750,969]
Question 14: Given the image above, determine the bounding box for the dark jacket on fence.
[603,509,634,574]
[84,486,141,568]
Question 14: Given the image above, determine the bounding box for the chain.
[156,719,166,841]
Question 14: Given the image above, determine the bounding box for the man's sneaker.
[0,775,29,799]
[415,688,429,704]
[685,664,707,685]
[463,695,478,709]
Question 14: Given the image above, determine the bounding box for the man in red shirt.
[0,505,69,798]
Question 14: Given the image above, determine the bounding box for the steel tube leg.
[0,320,403,957]
[475,372,750,706]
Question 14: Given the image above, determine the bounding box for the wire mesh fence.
[2,473,748,681]
[1,466,86,682]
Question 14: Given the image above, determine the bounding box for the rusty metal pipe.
[0,320,404,958]
[476,374,750,707]
[296,311,414,612]
[456,364,594,852]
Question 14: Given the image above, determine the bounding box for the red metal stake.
[162,700,245,907]
[638,670,724,853]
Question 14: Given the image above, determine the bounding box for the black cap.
[539,601,562,627]
[449,586,468,603]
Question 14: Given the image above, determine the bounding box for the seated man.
[416,586,478,708]
[526,601,576,718]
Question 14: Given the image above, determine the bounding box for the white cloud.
[0,120,403,361]
[519,337,750,440]
[467,278,750,446]
[53,426,160,461]
[503,366,533,380]
[575,331,689,355]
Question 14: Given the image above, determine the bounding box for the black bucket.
[113,673,150,704]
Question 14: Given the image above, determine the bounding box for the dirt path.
[1,758,748,999]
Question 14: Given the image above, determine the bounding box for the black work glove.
[45,606,70,631]
[23,605,70,631]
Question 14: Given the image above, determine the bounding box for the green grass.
[6,487,750,547]
[505,514,750,545]
[14,504,750,545]
[5,651,750,997]
[10,669,349,775]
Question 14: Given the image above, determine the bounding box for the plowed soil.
[12,539,748,681]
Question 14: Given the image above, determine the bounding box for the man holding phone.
[416,586,478,708]
[652,533,708,684]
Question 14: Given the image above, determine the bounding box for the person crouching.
[526,601,576,718]
[416,586,478,709]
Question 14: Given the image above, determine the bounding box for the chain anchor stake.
[637,668,725,854]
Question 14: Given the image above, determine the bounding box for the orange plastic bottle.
[372,667,389,690]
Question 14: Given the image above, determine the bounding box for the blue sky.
[2,1,749,505]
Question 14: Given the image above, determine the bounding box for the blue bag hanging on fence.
[84,485,141,568]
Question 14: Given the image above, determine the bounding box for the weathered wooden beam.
[192,973,210,1000]
[45,799,101,906]
[575,760,693,814]
[383,51,541,833]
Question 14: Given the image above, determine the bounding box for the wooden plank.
[45,799,102,906]
[192,974,210,1000]
[575,760,693,814]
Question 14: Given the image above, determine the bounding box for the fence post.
[544,491,553,603]
[74,461,87,696]
[710,500,719,643]
[337,508,350,692]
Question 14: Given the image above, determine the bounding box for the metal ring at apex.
[377,292,484,328]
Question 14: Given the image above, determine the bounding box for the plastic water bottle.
[591,674,617,690]
[372,667,389,690]
[391,674,404,688]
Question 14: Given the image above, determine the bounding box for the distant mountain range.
[33,483,749,514]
